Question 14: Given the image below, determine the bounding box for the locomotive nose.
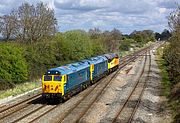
[43,82,62,93]
[43,85,50,92]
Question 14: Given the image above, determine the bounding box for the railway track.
[112,50,151,123]
[0,46,152,123]
[17,53,136,123]
[0,105,6,109]
[14,48,148,123]
[56,48,149,123]
[0,93,41,121]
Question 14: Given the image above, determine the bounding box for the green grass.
[169,99,180,123]
[0,81,41,99]
[156,44,171,96]
[156,44,180,122]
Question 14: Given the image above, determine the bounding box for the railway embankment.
[156,43,179,123]
[0,44,174,123]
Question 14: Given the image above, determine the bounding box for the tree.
[88,28,101,39]
[100,28,122,52]
[16,2,57,43]
[119,38,131,51]
[0,12,17,40]
[130,29,155,47]
[110,28,122,40]
[161,29,171,40]
[0,43,28,86]
[155,32,161,41]
[0,2,57,43]
[164,5,180,85]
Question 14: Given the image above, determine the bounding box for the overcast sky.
[0,0,178,34]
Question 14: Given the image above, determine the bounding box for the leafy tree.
[161,29,171,40]
[24,41,57,80]
[119,38,132,51]
[164,5,180,85]
[130,30,155,47]
[64,30,93,60]
[0,43,28,86]
[163,5,180,122]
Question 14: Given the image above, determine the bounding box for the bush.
[119,39,131,51]
[0,43,28,88]
[54,31,104,61]
[63,30,93,60]
[24,41,57,80]
[0,30,109,89]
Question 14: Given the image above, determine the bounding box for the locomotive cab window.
[44,75,52,81]
[54,76,61,81]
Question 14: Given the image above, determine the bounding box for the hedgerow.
[0,43,28,89]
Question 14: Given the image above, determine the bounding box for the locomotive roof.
[82,56,107,64]
[46,61,90,75]
[45,55,112,75]
[104,53,118,60]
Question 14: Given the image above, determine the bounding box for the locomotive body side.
[63,62,91,97]
[42,61,91,100]
[83,56,108,83]
[42,54,117,100]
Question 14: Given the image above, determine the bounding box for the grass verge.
[156,43,180,123]
[156,44,171,96]
[0,81,41,99]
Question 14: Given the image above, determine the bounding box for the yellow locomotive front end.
[106,53,119,72]
[108,57,119,69]
[42,74,66,99]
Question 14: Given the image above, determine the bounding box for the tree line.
[164,6,180,95]
[0,2,163,90]
[162,5,180,122]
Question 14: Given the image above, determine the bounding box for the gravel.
[1,45,172,123]
[132,49,172,123]
[80,56,146,123]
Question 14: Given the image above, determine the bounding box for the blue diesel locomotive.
[42,53,119,100]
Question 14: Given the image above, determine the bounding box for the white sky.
[0,0,178,34]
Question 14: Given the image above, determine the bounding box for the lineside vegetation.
[0,2,157,92]
[159,5,180,122]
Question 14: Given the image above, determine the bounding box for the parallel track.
[24,48,148,123]
[0,46,152,123]
[128,50,151,123]
[112,50,151,123]
[0,93,41,120]
[25,53,136,123]
[57,48,149,123]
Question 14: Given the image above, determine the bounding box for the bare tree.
[0,11,17,40]
[88,28,102,39]
[15,2,57,43]
[102,28,122,52]
[0,2,57,43]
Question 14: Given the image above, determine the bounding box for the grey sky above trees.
[0,0,178,34]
